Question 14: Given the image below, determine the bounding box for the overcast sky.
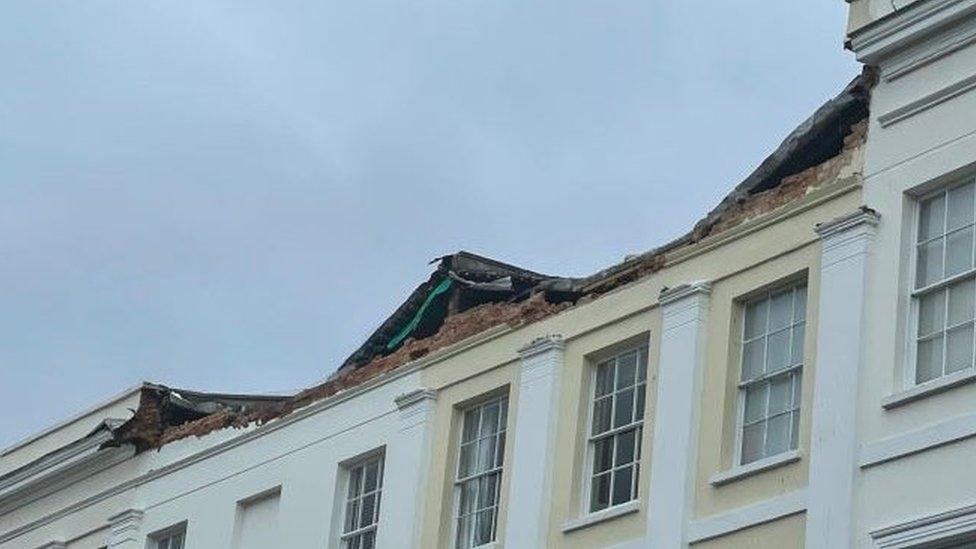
[0,1,858,449]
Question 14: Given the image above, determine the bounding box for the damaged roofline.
[100,68,874,454]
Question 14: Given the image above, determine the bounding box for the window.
[454,395,507,549]
[152,529,185,549]
[341,455,384,549]
[737,284,806,466]
[912,180,976,385]
[587,346,647,513]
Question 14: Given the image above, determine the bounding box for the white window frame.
[149,523,186,549]
[906,177,976,389]
[339,453,385,549]
[451,394,508,549]
[733,283,806,468]
[582,345,648,516]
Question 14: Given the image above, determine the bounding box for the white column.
[503,335,565,549]
[646,281,711,549]
[377,388,437,549]
[805,208,879,549]
[106,509,144,548]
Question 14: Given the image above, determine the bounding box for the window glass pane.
[474,509,495,546]
[741,422,765,465]
[635,385,646,420]
[744,300,768,340]
[917,238,945,288]
[637,348,648,382]
[593,437,613,474]
[616,352,637,389]
[615,429,637,467]
[462,410,480,443]
[612,466,634,505]
[348,467,363,499]
[592,397,612,436]
[595,362,614,397]
[590,473,611,512]
[364,462,379,492]
[477,474,499,510]
[919,290,947,337]
[345,500,360,532]
[768,375,793,416]
[790,324,805,366]
[455,514,472,549]
[613,389,635,428]
[360,494,376,528]
[494,433,505,468]
[946,323,975,374]
[459,480,478,517]
[744,384,768,424]
[790,410,801,450]
[919,193,946,242]
[480,402,500,438]
[477,435,497,473]
[361,531,375,549]
[766,413,791,456]
[766,329,791,373]
[458,443,476,478]
[946,227,974,277]
[793,286,807,322]
[742,338,766,381]
[917,335,945,384]
[948,183,974,231]
[949,279,976,326]
[768,290,793,331]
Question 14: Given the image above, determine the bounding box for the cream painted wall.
[693,247,817,519]
[690,514,806,549]
[414,175,862,548]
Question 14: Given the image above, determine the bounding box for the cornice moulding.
[815,207,880,239]
[849,0,976,64]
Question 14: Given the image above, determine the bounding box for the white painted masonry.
[379,387,438,549]
[503,335,565,549]
[805,208,879,549]
[646,282,711,548]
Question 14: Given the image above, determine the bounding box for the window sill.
[882,369,976,410]
[709,449,802,487]
[561,500,640,533]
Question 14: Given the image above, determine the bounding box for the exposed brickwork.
[116,109,869,451]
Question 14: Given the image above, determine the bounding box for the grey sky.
[0,1,858,448]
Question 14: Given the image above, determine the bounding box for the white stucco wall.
[849,0,976,545]
[0,370,429,549]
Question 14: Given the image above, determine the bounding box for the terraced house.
[4,0,976,547]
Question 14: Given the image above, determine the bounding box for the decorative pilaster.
[503,335,565,548]
[646,281,711,548]
[805,208,879,549]
[106,509,144,548]
[376,388,437,549]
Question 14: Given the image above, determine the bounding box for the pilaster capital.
[394,388,438,411]
[518,335,565,359]
[107,508,143,546]
[815,207,880,240]
[659,281,712,307]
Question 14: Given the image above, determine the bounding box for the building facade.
[4,1,976,547]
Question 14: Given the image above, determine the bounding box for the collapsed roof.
[101,68,875,453]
